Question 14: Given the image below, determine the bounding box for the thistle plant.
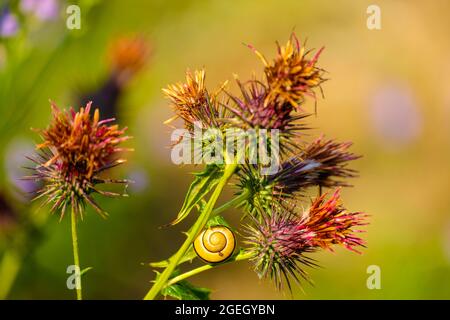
[24,102,131,299]
[144,34,368,300]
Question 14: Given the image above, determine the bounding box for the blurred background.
[0,0,449,299]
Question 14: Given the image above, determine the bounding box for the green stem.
[71,207,82,300]
[0,248,22,299]
[144,163,237,300]
[167,251,254,287]
[148,190,251,269]
[211,189,250,217]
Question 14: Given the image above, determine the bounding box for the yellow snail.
[194,226,236,263]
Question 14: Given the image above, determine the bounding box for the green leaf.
[80,267,93,277]
[148,245,197,268]
[168,165,223,226]
[205,215,232,229]
[162,280,211,300]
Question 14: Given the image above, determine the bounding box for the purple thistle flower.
[245,189,368,290]
[270,136,360,192]
[226,79,308,131]
[237,136,360,213]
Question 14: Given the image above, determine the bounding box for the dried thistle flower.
[226,79,308,131]
[163,69,229,132]
[269,136,360,191]
[25,101,131,219]
[237,136,359,214]
[225,79,311,156]
[252,33,326,109]
[245,189,367,290]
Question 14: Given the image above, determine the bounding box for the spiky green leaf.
[168,165,223,226]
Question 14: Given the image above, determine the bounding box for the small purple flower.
[20,0,59,21]
[0,10,19,38]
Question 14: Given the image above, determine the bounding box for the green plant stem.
[167,251,254,287]
[147,190,251,269]
[144,163,237,300]
[71,207,82,300]
[211,189,250,217]
[0,248,22,299]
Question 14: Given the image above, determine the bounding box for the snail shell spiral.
[194,226,235,263]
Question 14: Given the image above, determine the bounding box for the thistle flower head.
[237,137,359,214]
[25,102,131,219]
[109,35,150,79]
[245,189,367,290]
[163,69,228,132]
[226,78,310,132]
[253,33,326,109]
[269,136,360,192]
[302,189,367,252]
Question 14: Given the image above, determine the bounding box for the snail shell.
[194,226,235,263]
